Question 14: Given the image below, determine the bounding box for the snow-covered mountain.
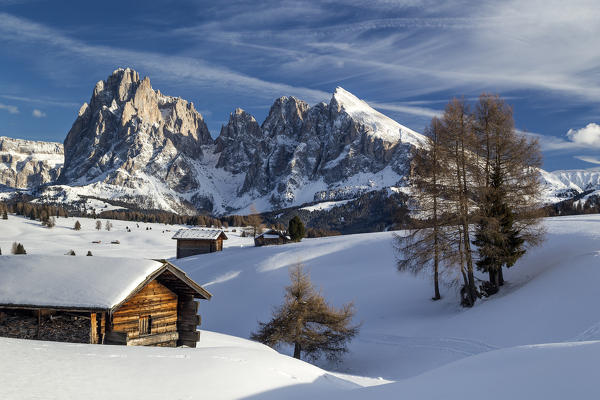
[539,168,600,203]
[2,68,598,215]
[29,68,427,214]
[0,136,63,189]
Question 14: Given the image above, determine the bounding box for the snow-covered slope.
[0,331,364,400]
[2,214,600,398]
[338,340,600,400]
[332,87,426,147]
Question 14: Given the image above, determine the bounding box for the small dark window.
[139,315,152,335]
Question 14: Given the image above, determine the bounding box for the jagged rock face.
[215,109,263,174]
[0,137,63,189]
[218,88,422,208]
[5,72,427,215]
[59,68,212,211]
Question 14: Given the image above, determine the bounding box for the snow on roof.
[257,230,288,239]
[0,255,164,310]
[172,228,227,240]
[262,234,281,239]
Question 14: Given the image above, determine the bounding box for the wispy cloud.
[171,0,600,102]
[32,109,46,118]
[0,12,330,104]
[574,155,600,165]
[0,102,19,114]
[0,94,79,108]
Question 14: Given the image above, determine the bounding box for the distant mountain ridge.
[0,68,598,217]
[0,136,63,189]
[5,68,426,215]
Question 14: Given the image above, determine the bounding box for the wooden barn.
[172,228,228,259]
[0,255,211,347]
[254,229,291,247]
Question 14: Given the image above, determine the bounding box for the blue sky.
[1,0,599,171]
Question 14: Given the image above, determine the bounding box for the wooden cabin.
[172,228,228,259]
[0,255,211,347]
[254,229,291,247]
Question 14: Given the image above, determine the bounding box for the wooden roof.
[172,228,228,241]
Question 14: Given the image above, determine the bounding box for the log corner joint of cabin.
[171,228,228,259]
[0,255,212,348]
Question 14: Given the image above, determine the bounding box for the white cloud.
[522,123,600,153]
[566,123,600,147]
[574,155,600,165]
[0,94,79,108]
[0,12,330,104]
[0,102,19,114]
[32,109,46,118]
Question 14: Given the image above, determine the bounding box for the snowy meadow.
[1,213,599,399]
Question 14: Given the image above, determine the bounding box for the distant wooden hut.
[0,255,211,347]
[254,229,291,247]
[172,228,228,259]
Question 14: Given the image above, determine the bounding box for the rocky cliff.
[58,68,213,212]
[216,88,426,208]
[42,68,428,214]
[0,137,63,189]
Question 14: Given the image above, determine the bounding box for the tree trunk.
[498,267,504,286]
[433,263,441,300]
[432,190,441,301]
[488,269,497,288]
[293,342,301,359]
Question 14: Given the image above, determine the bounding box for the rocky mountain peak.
[58,68,213,212]
[20,74,428,215]
[262,96,309,138]
[215,108,263,172]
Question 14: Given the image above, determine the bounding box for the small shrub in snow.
[66,250,76,256]
[42,216,56,228]
[74,220,81,231]
[86,251,93,256]
[105,221,112,231]
[95,221,102,231]
[11,242,26,255]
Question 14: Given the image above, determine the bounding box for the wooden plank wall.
[112,281,178,346]
[177,294,201,347]
[177,239,222,258]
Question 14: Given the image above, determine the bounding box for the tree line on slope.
[396,94,545,307]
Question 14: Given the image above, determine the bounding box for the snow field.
[1,214,600,398]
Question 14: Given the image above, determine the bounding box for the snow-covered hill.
[1,213,600,398]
